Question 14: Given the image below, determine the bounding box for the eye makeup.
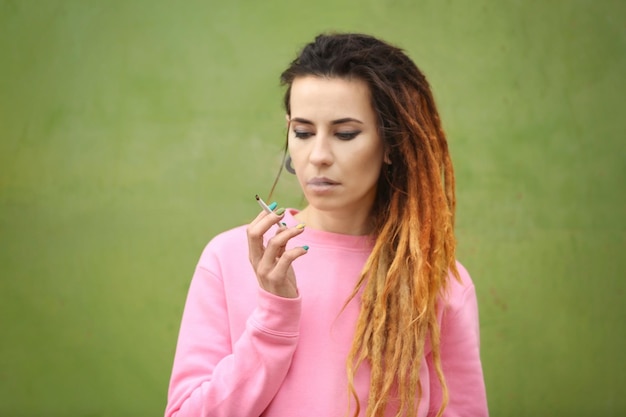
[336,131,361,140]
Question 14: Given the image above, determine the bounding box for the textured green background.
[1,1,624,416]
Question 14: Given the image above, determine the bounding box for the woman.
[165,33,488,417]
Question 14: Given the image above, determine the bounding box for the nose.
[308,133,333,167]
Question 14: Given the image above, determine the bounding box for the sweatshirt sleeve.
[429,266,489,416]
[164,245,302,417]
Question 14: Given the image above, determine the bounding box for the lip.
[307,177,340,186]
[306,177,340,193]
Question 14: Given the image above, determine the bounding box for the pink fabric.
[165,209,488,417]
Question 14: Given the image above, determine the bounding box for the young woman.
[165,33,488,417]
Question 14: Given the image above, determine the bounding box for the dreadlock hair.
[275,33,459,417]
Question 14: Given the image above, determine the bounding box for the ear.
[384,152,392,165]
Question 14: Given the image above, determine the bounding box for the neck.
[295,206,374,236]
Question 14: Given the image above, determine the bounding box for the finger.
[272,223,289,259]
[254,223,304,283]
[261,224,305,265]
[248,205,278,229]
[257,247,308,299]
[270,246,309,282]
[247,209,287,266]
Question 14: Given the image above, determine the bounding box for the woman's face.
[288,76,385,218]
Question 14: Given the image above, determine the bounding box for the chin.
[303,195,339,211]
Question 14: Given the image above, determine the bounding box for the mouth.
[306,177,340,194]
[307,177,340,186]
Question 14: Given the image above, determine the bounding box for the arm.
[165,208,308,417]
[164,249,302,417]
[429,267,489,416]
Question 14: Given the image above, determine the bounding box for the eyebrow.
[290,117,364,125]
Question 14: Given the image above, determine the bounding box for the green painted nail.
[275,207,286,216]
[268,202,278,211]
[302,245,309,251]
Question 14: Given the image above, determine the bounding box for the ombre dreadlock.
[272,33,459,417]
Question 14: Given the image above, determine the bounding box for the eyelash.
[293,130,361,140]
[336,131,360,140]
[294,131,313,139]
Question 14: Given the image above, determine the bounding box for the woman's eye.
[336,131,361,141]
[294,130,313,139]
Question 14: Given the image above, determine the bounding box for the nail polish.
[268,202,278,211]
[275,207,286,216]
[302,245,309,251]
[296,223,305,229]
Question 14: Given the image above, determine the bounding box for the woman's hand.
[247,208,308,298]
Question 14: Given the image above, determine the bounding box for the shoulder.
[437,261,482,346]
[441,260,478,314]
[197,223,249,266]
[205,224,248,251]
[453,260,475,290]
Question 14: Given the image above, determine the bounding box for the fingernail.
[275,207,286,216]
[296,223,305,229]
[268,202,278,211]
[280,222,287,227]
[302,245,309,251]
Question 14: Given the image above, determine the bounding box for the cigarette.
[255,194,273,213]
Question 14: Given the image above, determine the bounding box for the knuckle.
[256,263,272,278]
[282,253,298,264]
[266,235,285,249]
[247,226,262,240]
[277,253,295,266]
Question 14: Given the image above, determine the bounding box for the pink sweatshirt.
[165,209,488,417]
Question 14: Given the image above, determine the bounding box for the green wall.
[1,1,624,416]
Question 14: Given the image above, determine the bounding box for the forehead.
[289,76,374,120]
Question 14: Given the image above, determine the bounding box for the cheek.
[349,150,384,186]
[355,144,384,172]
[287,136,302,156]
[287,143,303,168]
[287,143,307,182]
